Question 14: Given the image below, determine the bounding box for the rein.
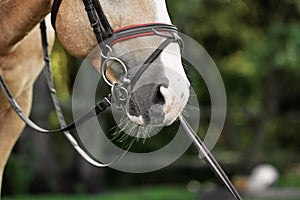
[0,1,243,199]
[0,21,113,168]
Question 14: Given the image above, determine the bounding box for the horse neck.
[0,0,53,54]
[0,0,54,196]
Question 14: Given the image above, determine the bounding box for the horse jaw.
[54,0,98,59]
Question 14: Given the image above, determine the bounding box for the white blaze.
[154,0,172,24]
[154,0,190,125]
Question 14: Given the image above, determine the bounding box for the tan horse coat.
[0,0,54,194]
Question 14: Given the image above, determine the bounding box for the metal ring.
[112,84,129,102]
[101,45,113,59]
[101,57,128,87]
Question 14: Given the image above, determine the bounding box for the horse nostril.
[127,83,167,125]
[153,85,166,105]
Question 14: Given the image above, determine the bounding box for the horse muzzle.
[111,64,190,127]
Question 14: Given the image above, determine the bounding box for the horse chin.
[125,103,184,127]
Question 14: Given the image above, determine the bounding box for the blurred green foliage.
[168,0,300,169]
[2,186,195,200]
[4,155,34,195]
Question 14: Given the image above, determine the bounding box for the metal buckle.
[152,29,184,52]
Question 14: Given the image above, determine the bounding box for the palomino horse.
[0,0,190,195]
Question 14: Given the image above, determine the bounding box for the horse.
[0,0,190,195]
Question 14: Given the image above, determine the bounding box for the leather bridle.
[51,0,183,107]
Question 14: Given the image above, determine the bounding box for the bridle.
[51,0,184,130]
[52,0,184,109]
[0,1,243,199]
[52,0,183,87]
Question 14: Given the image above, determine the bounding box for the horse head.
[54,0,190,131]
